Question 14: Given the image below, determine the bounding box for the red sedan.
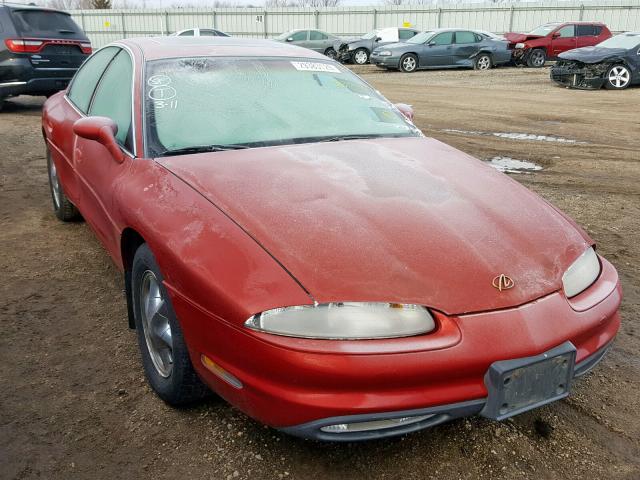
[42,37,621,441]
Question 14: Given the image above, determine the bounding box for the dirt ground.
[1,66,639,480]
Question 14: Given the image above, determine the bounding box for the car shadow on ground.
[1,96,45,114]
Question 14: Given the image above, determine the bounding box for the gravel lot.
[1,66,639,480]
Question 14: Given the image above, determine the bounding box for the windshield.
[528,23,560,36]
[597,34,640,50]
[361,30,379,40]
[407,31,435,44]
[145,57,419,155]
[11,9,83,37]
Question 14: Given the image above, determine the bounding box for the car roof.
[119,36,327,61]
[2,3,67,13]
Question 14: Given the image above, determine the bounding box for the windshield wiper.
[315,134,385,143]
[158,144,250,157]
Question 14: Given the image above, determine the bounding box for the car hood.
[158,137,590,315]
[375,42,409,52]
[504,32,544,44]
[559,46,628,63]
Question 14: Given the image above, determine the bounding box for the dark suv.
[0,4,91,108]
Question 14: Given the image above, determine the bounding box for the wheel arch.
[121,227,147,329]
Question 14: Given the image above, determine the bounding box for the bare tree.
[91,0,112,8]
[296,0,341,6]
[46,0,93,9]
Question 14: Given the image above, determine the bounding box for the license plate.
[480,341,576,421]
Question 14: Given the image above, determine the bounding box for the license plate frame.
[480,341,576,421]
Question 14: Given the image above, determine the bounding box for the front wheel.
[132,243,210,406]
[526,49,546,68]
[324,47,337,60]
[399,53,418,73]
[474,53,492,70]
[353,48,369,65]
[605,65,631,90]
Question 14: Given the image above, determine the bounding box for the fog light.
[201,354,243,389]
[320,414,434,433]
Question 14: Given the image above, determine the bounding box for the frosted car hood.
[159,137,591,315]
[559,47,628,63]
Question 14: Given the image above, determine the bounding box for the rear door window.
[455,31,478,44]
[67,46,120,113]
[10,9,83,38]
[399,29,417,40]
[178,30,194,36]
[577,25,596,36]
[89,50,133,149]
[310,31,328,41]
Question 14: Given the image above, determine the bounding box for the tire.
[604,64,631,90]
[324,47,337,60]
[474,53,492,71]
[399,53,418,73]
[353,48,369,65]
[132,243,209,406]
[526,49,546,68]
[47,149,81,221]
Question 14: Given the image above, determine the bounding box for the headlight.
[245,302,435,339]
[562,247,601,298]
[515,43,525,49]
[377,50,392,56]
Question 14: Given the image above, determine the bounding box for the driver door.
[551,25,577,56]
[420,31,454,67]
[74,49,134,258]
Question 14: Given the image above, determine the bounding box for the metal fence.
[69,1,640,48]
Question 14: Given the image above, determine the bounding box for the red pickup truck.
[505,22,612,67]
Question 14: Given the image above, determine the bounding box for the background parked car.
[0,4,91,109]
[371,29,511,72]
[171,28,230,37]
[505,22,612,67]
[273,29,341,58]
[551,32,640,90]
[335,27,420,65]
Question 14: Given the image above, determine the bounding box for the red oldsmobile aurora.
[42,37,621,441]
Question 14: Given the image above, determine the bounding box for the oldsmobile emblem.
[492,274,514,292]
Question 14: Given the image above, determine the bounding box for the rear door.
[576,24,601,48]
[289,30,310,48]
[307,30,329,52]
[550,24,577,56]
[7,8,89,75]
[452,30,481,65]
[420,31,454,67]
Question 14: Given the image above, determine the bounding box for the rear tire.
[132,243,210,406]
[526,49,546,68]
[474,53,492,70]
[399,53,418,73]
[604,64,631,90]
[47,149,81,222]
[353,48,369,65]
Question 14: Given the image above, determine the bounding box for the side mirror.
[428,41,436,46]
[73,116,124,163]
[286,37,293,42]
[395,103,414,122]
[375,36,382,42]
[552,32,560,38]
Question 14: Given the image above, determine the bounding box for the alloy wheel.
[402,56,417,72]
[139,270,174,378]
[477,55,491,70]
[608,66,630,89]
[531,50,545,67]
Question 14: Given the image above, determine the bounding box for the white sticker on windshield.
[290,61,340,73]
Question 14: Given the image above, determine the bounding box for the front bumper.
[171,256,621,440]
[550,65,606,90]
[280,340,612,441]
[370,55,400,69]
